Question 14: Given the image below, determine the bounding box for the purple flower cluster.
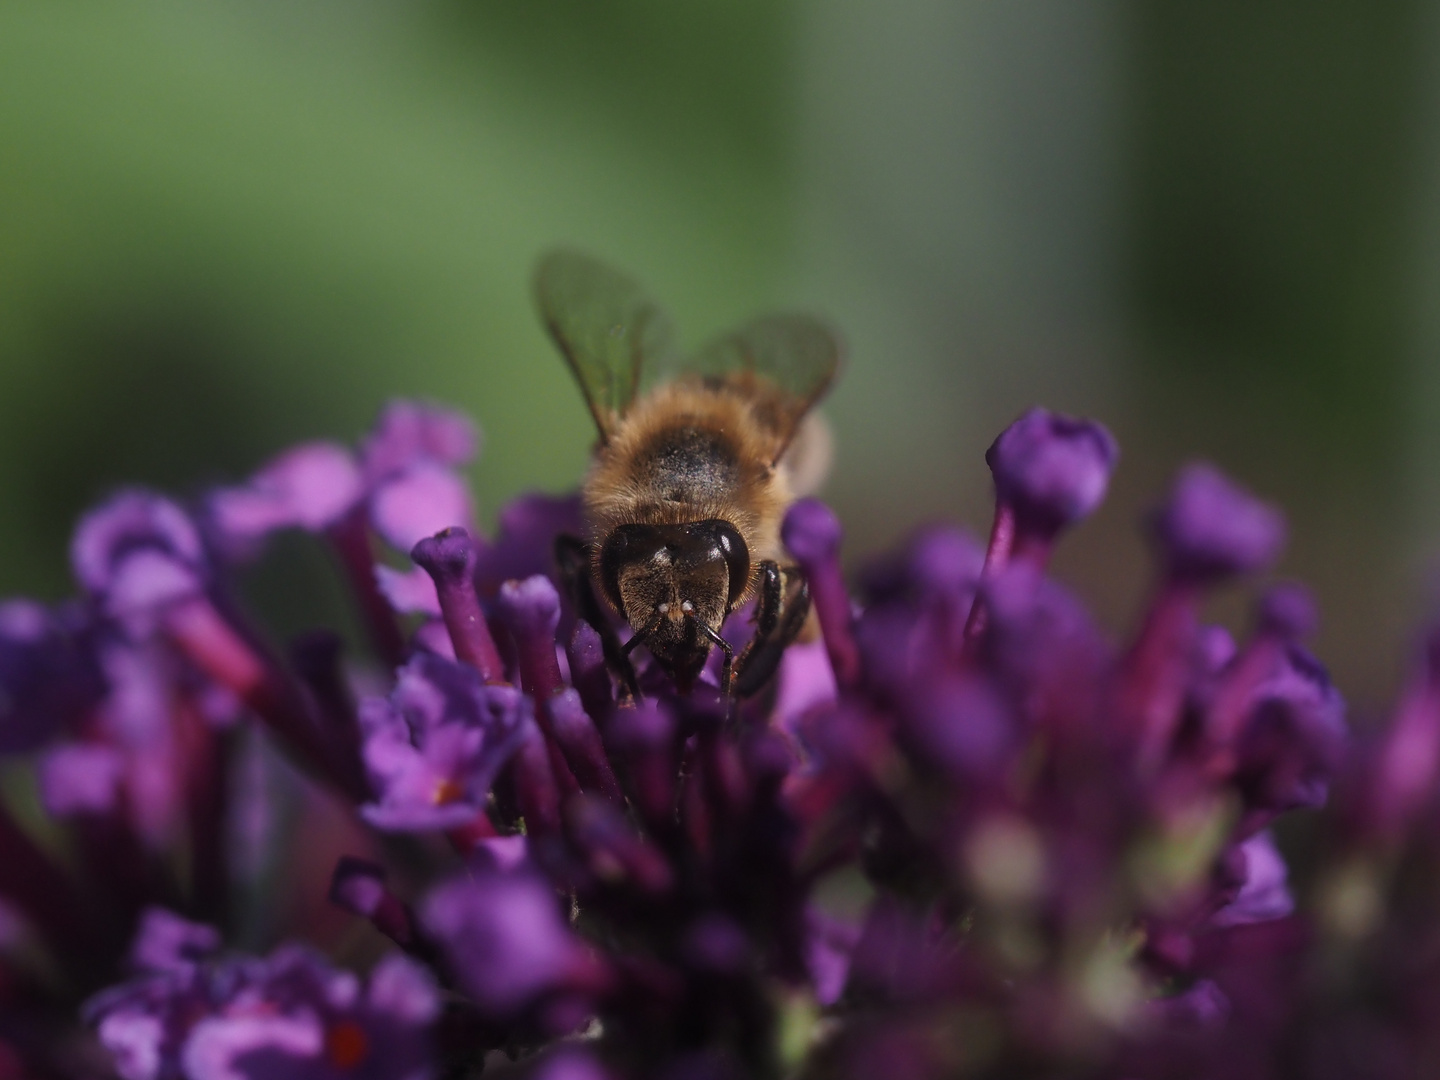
[0,399,1439,1078]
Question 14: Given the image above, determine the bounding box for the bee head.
[598,520,750,688]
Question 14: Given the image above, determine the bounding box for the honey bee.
[535,250,840,696]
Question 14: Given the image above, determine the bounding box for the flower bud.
[1152,464,1285,582]
[985,408,1118,539]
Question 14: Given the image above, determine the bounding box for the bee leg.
[697,623,736,695]
[554,533,641,700]
[733,563,811,698]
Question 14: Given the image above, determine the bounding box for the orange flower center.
[325,1020,370,1070]
[433,776,465,805]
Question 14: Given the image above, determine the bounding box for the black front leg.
[732,562,811,699]
[554,533,641,700]
[697,623,736,695]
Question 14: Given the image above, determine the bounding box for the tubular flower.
[0,396,1432,1078]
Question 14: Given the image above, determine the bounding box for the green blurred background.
[0,0,1435,709]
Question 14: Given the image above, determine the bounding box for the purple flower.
[180,948,438,1080]
[0,599,103,753]
[473,492,583,597]
[89,919,439,1080]
[529,1048,610,1080]
[897,672,1014,783]
[421,864,604,1024]
[27,372,1440,1080]
[358,400,478,486]
[38,741,125,816]
[31,635,199,847]
[985,407,1118,538]
[72,490,209,636]
[783,499,860,689]
[1209,832,1293,928]
[1232,644,1347,820]
[805,908,860,1007]
[1145,979,1230,1028]
[129,907,223,974]
[87,964,227,1080]
[359,653,533,832]
[209,401,478,559]
[208,442,364,557]
[1152,463,1286,582]
[358,402,478,554]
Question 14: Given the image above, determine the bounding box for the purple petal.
[359,656,533,833]
[370,463,476,555]
[806,908,860,1007]
[474,493,583,596]
[39,742,125,817]
[129,908,222,975]
[1210,832,1293,928]
[360,401,479,485]
[71,490,207,634]
[421,867,593,1019]
[208,442,363,553]
[375,565,442,617]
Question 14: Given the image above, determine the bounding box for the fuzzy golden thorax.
[582,378,792,623]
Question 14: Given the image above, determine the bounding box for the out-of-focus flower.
[358,654,532,832]
[421,863,604,1028]
[0,391,1429,1080]
[985,406,1118,541]
[89,914,438,1080]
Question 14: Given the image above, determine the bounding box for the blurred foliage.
[1127,0,1422,489]
[0,0,796,616]
[0,1,1434,699]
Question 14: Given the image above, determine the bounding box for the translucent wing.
[534,249,677,440]
[691,314,842,463]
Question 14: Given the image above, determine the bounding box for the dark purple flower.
[410,528,505,681]
[982,566,1111,711]
[496,575,566,701]
[1233,644,1347,820]
[329,857,422,950]
[1152,464,1286,582]
[474,493,584,597]
[1258,583,1318,640]
[31,635,196,846]
[0,599,103,753]
[898,673,1014,783]
[359,654,533,832]
[1209,832,1292,928]
[181,947,438,1080]
[985,408,1118,538]
[854,525,985,678]
[421,864,604,1024]
[87,964,226,1080]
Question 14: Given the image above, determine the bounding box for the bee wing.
[534,249,678,440]
[691,314,842,464]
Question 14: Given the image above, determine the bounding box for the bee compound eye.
[714,521,750,609]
